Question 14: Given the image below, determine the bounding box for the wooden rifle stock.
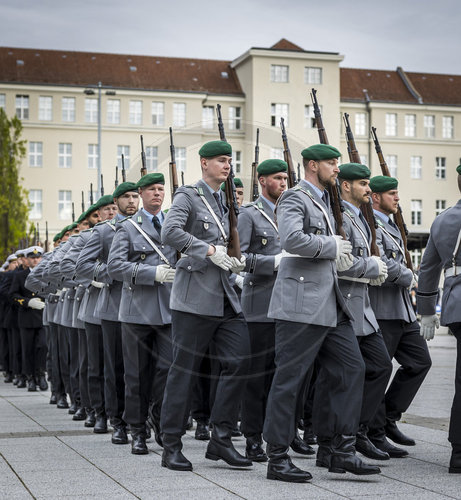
[343,113,380,256]
[371,127,413,271]
[81,191,85,213]
[72,203,75,222]
[90,184,94,205]
[216,104,241,259]
[311,89,346,239]
[169,127,179,196]
[250,128,260,201]
[140,135,147,177]
[115,166,119,188]
[121,155,126,182]
[280,118,296,188]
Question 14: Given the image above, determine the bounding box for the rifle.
[169,127,179,196]
[121,155,126,182]
[343,113,379,256]
[90,184,94,205]
[297,162,301,184]
[45,221,49,253]
[250,128,260,201]
[311,89,346,239]
[81,191,85,213]
[280,118,296,188]
[140,135,147,177]
[115,166,119,188]
[100,174,104,196]
[371,127,413,271]
[216,104,241,259]
[72,202,75,222]
[36,223,40,245]
[181,171,185,186]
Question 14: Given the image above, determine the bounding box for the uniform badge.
[316,229,322,235]
[392,251,397,258]
[262,238,267,246]
[137,215,142,223]
[359,248,364,256]
[140,253,146,260]
[204,223,209,230]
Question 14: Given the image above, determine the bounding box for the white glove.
[420,314,440,341]
[371,256,388,280]
[410,273,418,290]
[28,297,45,310]
[209,245,233,271]
[230,255,246,274]
[369,275,387,286]
[155,264,176,283]
[274,253,283,271]
[336,253,354,272]
[334,235,352,259]
[234,274,244,290]
[91,280,105,289]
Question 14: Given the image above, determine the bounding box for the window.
[271,148,284,160]
[232,151,241,174]
[15,95,29,119]
[58,143,72,168]
[270,65,289,83]
[304,67,322,84]
[229,107,241,130]
[304,105,316,129]
[62,97,75,122]
[38,96,52,121]
[359,154,367,166]
[386,155,398,177]
[411,199,422,226]
[0,94,5,109]
[404,114,416,137]
[410,156,422,179]
[58,190,72,220]
[271,103,288,127]
[424,115,435,138]
[117,146,130,170]
[173,103,186,127]
[435,157,446,179]
[410,249,422,269]
[145,146,158,172]
[85,98,98,123]
[29,190,42,219]
[202,106,214,129]
[355,113,367,136]
[29,142,43,167]
[107,99,120,124]
[443,116,454,139]
[129,100,142,125]
[435,199,446,216]
[151,102,164,126]
[88,144,98,169]
[176,147,186,172]
[385,113,397,136]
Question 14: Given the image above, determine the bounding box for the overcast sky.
[1,0,460,74]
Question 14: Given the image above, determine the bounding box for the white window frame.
[386,155,398,177]
[410,156,422,179]
[304,67,322,84]
[88,144,98,169]
[271,148,284,160]
[435,199,446,216]
[176,147,186,172]
[85,98,98,123]
[107,99,120,124]
[355,113,367,136]
[151,102,165,126]
[117,145,130,170]
[0,93,5,109]
[270,65,289,83]
[29,190,43,219]
[404,114,416,137]
[58,143,72,168]
[442,116,454,139]
[38,96,53,121]
[29,142,43,168]
[15,95,29,119]
[385,113,397,136]
[202,106,214,129]
[173,103,186,127]
[271,103,289,127]
[145,146,158,172]
[62,97,75,122]
[424,115,435,138]
[58,190,72,220]
[228,106,241,130]
[232,151,242,174]
[411,199,422,226]
[129,100,143,125]
[435,156,446,180]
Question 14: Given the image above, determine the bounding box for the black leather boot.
[369,435,409,458]
[162,434,192,470]
[449,445,461,474]
[4,372,13,383]
[72,407,87,421]
[84,409,96,427]
[17,375,27,388]
[356,425,389,460]
[316,436,332,468]
[195,420,210,441]
[385,419,415,446]
[27,376,36,392]
[245,434,268,462]
[94,412,108,434]
[290,429,315,455]
[303,424,317,445]
[56,394,69,409]
[38,373,48,391]
[266,443,312,483]
[68,402,78,415]
[206,425,252,467]
[112,423,128,445]
[49,393,58,405]
[329,434,381,475]
[130,424,148,455]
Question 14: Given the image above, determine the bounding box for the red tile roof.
[406,71,461,105]
[270,39,305,51]
[0,47,244,96]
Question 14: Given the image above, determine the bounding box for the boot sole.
[356,449,390,461]
[93,429,108,434]
[205,452,252,467]
[112,439,129,445]
[161,459,192,471]
[131,449,149,455]
[328,466,381,475]
[449,466,461,473]
[72,416,87,421]
[267,472,311,483]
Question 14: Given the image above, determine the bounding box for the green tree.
[0,108,29,261]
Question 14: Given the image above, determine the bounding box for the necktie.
[152,215,162,232]
[389,219,398,231]
[213,192,224,218]
[321,191,328,205]
[358,211,370,238]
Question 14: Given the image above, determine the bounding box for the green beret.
[220,177,243,192]
[94,194,114,209]
[136,173,165,189]
[53,233,61,242]
[198,140,232,158]
[456,164,461,175]
[65,223,77,232]
[301,144,341,161]
[76,212,87,223]
[369,175,398,193]
[257,159,288,177]
[338,163,371,180]
[113,182,137,198]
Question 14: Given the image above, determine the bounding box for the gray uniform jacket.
[161,179,241,316]
[338,207,380,336]
[238,197,280,323]
[107,209,176,326]
[75,219,121,322]
[417,199,461,325]
[368,214,416,323]
[267,180,351,327]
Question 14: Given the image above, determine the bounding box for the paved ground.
[0,328,458,500]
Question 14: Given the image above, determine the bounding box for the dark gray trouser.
[8,327,22,376]
[101,319,125,423]
[19,327,47,377]
[85,322,105,415]
[448,323,461,446]
[58,324,71,396]
[0,326,10,373]
[78,328,91,409]
[369,319,432,439]
[122,322,172,426]
[263,316,365,446]
[160,302,250,436]
[49,323,65,396]
[66,327,80,404]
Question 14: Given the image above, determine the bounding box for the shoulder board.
[81,228,93,233]
[94,220,106,227]
[376,218,385,228]
[344,208,354,218]
[242,202,256,209]
[110,218,117,225]
[69,233,80,239]
[163,208,169,214]
[117,215,132,223]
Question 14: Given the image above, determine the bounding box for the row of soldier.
[1,138,459,481]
